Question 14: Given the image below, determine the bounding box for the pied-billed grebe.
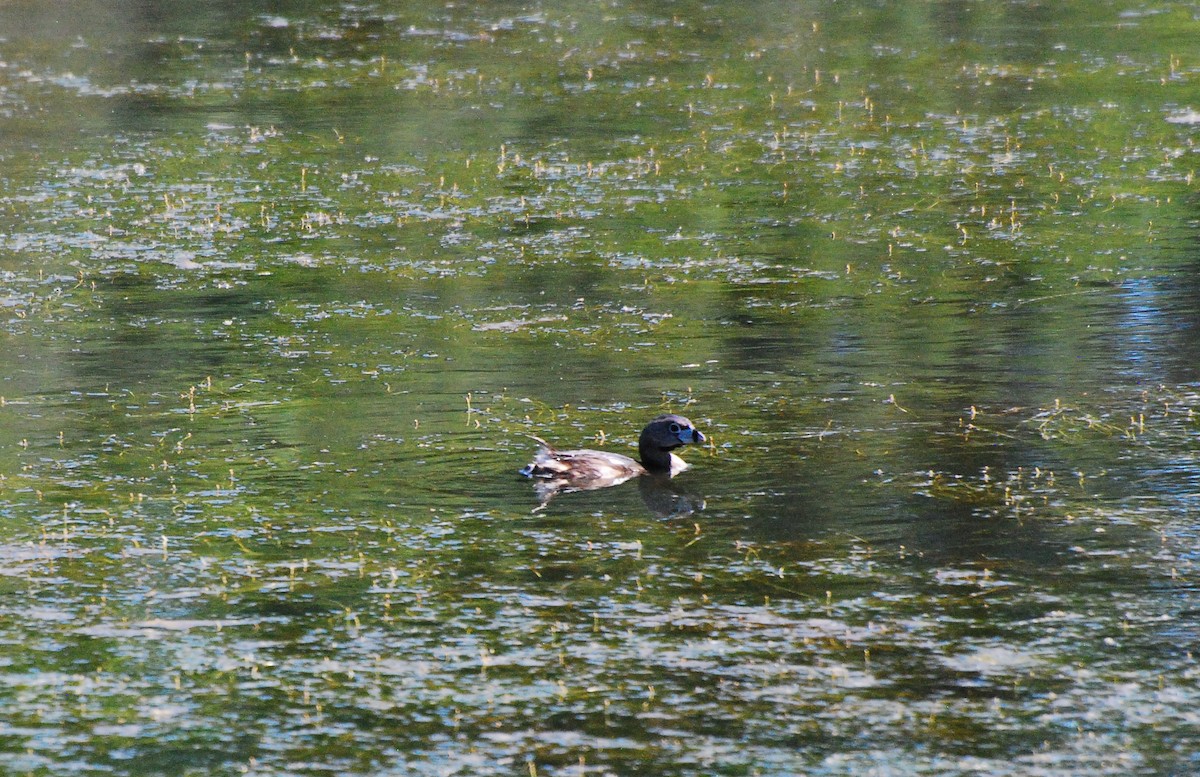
[520,414,706,493]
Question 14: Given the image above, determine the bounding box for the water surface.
[1,2,1199,775]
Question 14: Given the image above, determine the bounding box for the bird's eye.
[669,423,681,433]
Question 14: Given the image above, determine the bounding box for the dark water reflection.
[2,0,1200,775]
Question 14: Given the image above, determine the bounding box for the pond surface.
[2,1,1200,775]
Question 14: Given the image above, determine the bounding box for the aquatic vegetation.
[0,1,1199,775]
